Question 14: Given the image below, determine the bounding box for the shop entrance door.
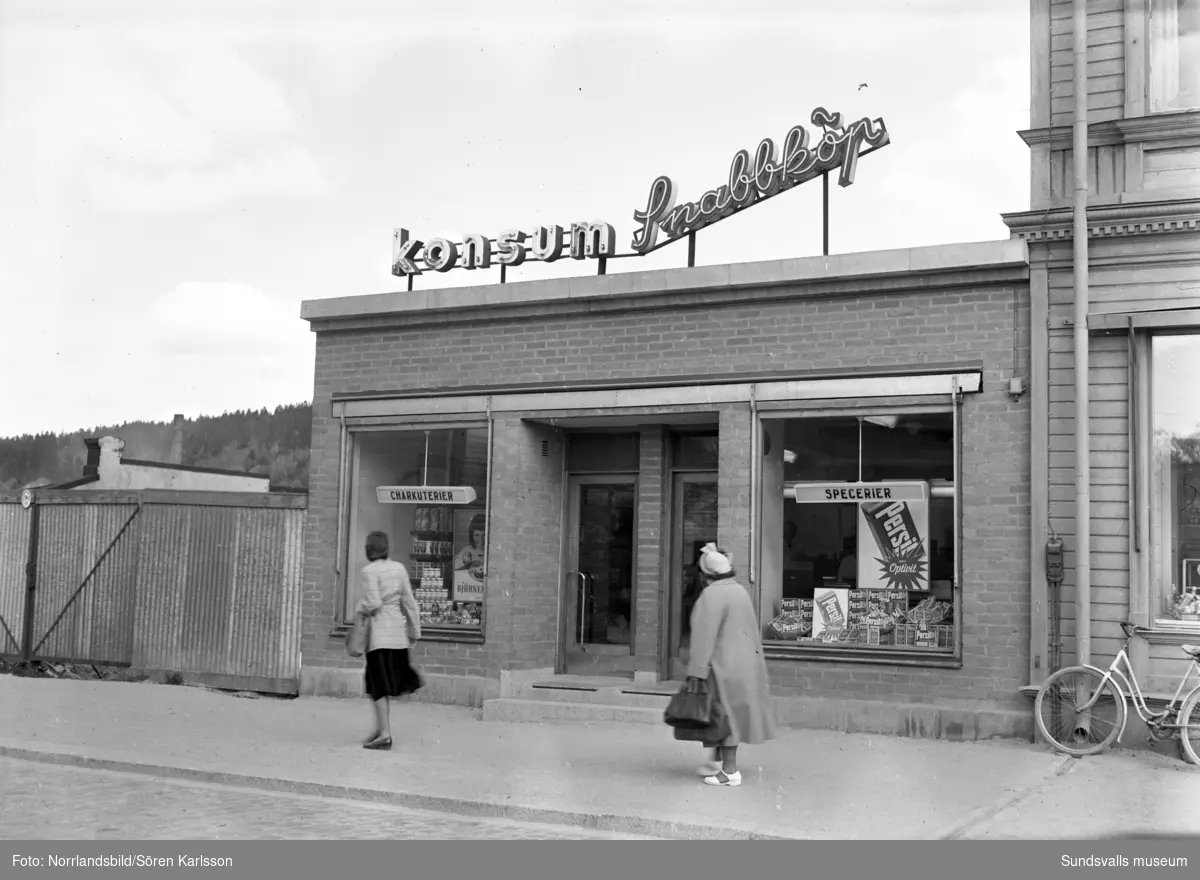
[559,476,637,677]
[666,473,719,682]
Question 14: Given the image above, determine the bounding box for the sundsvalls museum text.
[13,853,233,869]
[1060,853,1187,868]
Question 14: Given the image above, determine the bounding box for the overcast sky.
[0,0,1030,438]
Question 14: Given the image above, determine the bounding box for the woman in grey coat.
[685,543,775,786]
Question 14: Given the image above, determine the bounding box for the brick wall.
[633,428,665,672]
[494,419,564,671]
[303,280,1031,710]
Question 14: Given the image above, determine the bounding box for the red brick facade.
[301,246,1033,736]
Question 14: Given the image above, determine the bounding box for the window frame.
[1146,330,1200,633]
[335,419,492,644]
[754,402,964,668]
[1147,0,1200,115]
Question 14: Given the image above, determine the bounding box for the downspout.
[1072,0,1091,670]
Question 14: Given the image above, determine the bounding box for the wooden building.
[1003,0,1200,716]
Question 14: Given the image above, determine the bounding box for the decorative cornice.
[1019,110,1200,149]
[1002,198,1200,241]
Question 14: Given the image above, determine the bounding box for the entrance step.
[482,697,665,726]
[483,676,682,726]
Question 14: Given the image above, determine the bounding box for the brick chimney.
[83,438,102,476]
[168,414,185,465]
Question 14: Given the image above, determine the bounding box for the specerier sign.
[391,107,889,278]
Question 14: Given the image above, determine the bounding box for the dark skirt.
[364,648,423,701]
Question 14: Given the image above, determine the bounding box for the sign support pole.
[823,171,830,256]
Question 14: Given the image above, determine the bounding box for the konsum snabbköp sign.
[391,107,889,278]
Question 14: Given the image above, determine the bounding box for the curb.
[0,744,795,841]
[935,753,1077,840]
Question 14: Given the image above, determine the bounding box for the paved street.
[0,758,655,840]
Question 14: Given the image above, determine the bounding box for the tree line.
[0,403,312,492]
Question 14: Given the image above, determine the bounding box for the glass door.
[560,475,637,677]
[667,473,718,682]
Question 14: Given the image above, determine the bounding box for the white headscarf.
[698,542,732,577]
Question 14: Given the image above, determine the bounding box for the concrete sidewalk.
[0,675,1071,840]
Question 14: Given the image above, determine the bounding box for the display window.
[759,412,958,656]
[344,426,489,638]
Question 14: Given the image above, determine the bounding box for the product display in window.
[409,505,485,628]
[765,589,953,649]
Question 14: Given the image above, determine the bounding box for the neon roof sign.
[391,107,889,280]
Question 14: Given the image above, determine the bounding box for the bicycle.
[1033,621,1200,763]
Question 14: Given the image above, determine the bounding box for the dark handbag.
[664,681,714,729]
[673,692,732,743]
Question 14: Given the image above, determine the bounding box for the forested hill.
[0,403,312,492]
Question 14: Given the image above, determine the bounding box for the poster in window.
[452,509,487,602]
[857,497,930,591]
[811,587,849,642]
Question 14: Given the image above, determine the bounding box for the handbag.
[346,611,370,658]
[672,694,732,743]
[663,680,714,730]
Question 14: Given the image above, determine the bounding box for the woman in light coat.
[356,530,423,751]
[685,543,775,786]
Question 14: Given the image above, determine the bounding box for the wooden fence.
[0,489,306,695]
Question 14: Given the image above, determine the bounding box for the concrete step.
[482,697,665,726]
[516,683,675,709]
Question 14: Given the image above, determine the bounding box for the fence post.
[20,499,41,662]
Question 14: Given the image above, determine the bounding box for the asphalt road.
[0,758,657,841]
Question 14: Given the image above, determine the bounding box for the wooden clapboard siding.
[1143,145,1200,192]
[1048,144,1127,201]
[1043,326,1131,670]
[1048,0,1125,127]
[1146,642,1198,695]
[1047,260,1200,322]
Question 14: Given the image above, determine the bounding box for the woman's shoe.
[703,770,742,787]
[363,730,381,745]
[362,735,392,751]
[696,761,722,777]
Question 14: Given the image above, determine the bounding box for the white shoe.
[703,770,742,787]
[697,761,721,777]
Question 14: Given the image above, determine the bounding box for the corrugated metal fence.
[0,489,306,695]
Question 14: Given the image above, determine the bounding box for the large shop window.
[1150,0,1200,113]
[345,427,489,637]
[1151,334,1200,627]
[760,413,957,656]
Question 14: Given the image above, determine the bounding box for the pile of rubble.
[0,658,148,682]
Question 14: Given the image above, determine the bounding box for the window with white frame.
[1151,334,1200,626]
[1150,0,1200,113]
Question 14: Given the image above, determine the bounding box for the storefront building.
[298,232,1034,740]
[1003,0,1200,728]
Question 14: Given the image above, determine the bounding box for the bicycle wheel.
[1034,666,1126,757]
[1178,689,1200,766]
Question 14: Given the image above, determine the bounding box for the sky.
[0,0,1032,438]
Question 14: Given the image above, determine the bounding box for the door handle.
[580,572,592,649]
[567,570,591,651]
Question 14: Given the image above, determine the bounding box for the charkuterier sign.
[391,107,889,278]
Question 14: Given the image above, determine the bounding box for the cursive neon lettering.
[630,108,889,254]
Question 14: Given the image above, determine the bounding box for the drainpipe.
[1072,0,1091,670]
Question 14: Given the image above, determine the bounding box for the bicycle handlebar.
[1119,621,1142,638]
